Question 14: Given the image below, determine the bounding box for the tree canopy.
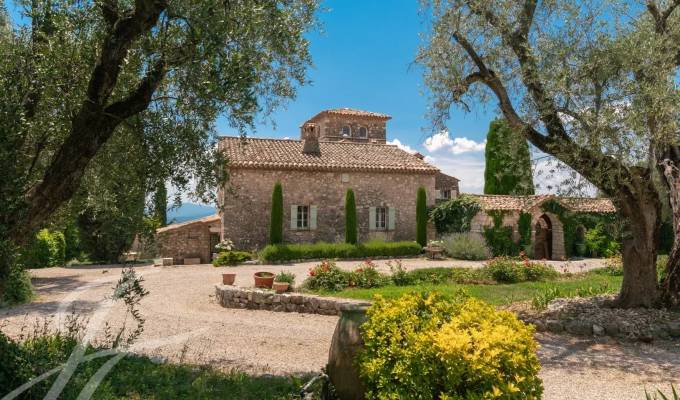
[418,0,680,307]
[0,0,319,301]
[484,118,534,195]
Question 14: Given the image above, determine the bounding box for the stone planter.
[254,272,275,288]
[222,273,236,285]
[272,281,290,294]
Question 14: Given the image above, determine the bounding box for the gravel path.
[1,260,678,399]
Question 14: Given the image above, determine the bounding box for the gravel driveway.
[1,260,678,399]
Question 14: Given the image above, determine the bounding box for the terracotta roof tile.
[157,214,220,234]
[435,171,460,189]
[219,137,439,173]
[307,108,392,121]
[466,194,616,213]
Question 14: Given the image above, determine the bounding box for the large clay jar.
[327,304,369,400]
[222,273,236,285]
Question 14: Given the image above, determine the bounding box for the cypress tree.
[269,182,283,244]
[153,181,167,226]
[416,187,427,247]
[484,118,535,195]
[345,189,357,244]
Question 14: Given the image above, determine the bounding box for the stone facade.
[305,108,390,144]
[222,169,435,249]
[156,215,221,264]
[435,171,460,202]
[215,285,370,315]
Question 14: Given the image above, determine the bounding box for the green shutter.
[310,205,317,230]
[369,207,376,231]
[388,207,396,230]
[290,205,297,230]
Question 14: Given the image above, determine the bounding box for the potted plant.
[254,271,275,288]
[273,271,295,293]
[222,273,236,285]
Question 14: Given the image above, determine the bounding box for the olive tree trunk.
[659,154,680,308]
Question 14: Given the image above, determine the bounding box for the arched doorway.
[534,214,553,260]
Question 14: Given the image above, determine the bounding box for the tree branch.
[104,59,166,120]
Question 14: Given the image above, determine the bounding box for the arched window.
[341,126,351,137]
[358,127,368,138]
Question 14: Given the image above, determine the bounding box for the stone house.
[156,108,459,263]
[466,194,616,260]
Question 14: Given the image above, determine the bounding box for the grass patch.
[321,271,622,306]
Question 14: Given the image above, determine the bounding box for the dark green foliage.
[659,221,674,255]
[212,251,252,267]
[303,261,349,291]
[348,261,390,289]
[0,265,34,305]
[416,187,427,246]
[63,222,82,261]
[269,182,283,245]
[483,211,519,257]
[259,241,422,262]
[430,194,481,234]
[77,208,142,263]
[345,189,357,244]
[481,256,558,283]
[20,229,66,268]
[153,182,168,227]
[484,119,535,195]
[518,212,532,248]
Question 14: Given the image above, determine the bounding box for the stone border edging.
[215,285,371,316]
[520,316,680,341]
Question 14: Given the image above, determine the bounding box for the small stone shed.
[156,214,221,264]
[467,194,616,260]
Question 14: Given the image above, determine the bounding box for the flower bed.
[258,240,421,262]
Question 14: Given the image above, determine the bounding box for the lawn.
[322,272,623,306]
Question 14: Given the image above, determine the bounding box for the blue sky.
[220,0,498,193]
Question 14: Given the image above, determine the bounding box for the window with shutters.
[358,126,368,138]
[297,205,309,229]
[441,190,451,200]
[375,207,387,230]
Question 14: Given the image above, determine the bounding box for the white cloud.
[427,153,486,194]
[424,131,454,152]
[387,138,417,154]
[423,130,486,154]
[450,137,486,154]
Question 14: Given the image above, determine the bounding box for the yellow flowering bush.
[358,292,542,400]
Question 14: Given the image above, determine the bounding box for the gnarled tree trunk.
[659,153,680,308]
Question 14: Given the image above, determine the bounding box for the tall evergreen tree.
[484,119,535,195]
[345,189,357,244]
[153,182,168,226]
[269,182,283,244]
[416,187,427,247]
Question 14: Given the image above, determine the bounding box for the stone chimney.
[301,123,321,155]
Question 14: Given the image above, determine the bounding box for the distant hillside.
[167,203,216,223]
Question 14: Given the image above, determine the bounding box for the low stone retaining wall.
[215,285,370,316]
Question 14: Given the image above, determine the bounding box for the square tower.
[300,108,391,144]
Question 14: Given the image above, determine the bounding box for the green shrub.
[212,251,252,267]
[358,292,542,400]
[269,182,283,244]
[20,229,66,268]
[1,265,34,306]
[345,189,357,244]
[482,256,558,283]
[531,286,562,310]
[348,260,389,289]
[483,224,519,257]
[593,255,623,276]
[274,270,296,285]
[258,241,421,262]
[441,232,491,260]
[416,187,427,247]
[388,261,411,286]
[302,261,349,292]
[584,222,619,257]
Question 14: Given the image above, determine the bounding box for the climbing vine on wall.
[540,200,620,258]
[518,212,532,248]
[483,210,519,257]
[430,195,481,234]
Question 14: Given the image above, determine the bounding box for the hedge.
[259,241,422,262]
[20,229,66,269]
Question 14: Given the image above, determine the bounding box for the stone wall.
[157,220,219,264]
[221,169,436,250]
[215,285,370,315]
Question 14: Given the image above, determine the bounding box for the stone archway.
[530,212,566,260]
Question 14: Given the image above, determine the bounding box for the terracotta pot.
[272,281,290,294]
[254,271,275,288]
[222,273,236,285]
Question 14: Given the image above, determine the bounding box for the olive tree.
[418,0,680,307]
[0,0,318,298]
